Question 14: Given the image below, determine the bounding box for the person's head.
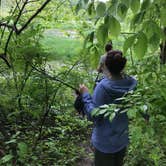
[105,42,113,52]
[105,50,127,76]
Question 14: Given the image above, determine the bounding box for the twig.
[32,65,79,92]
[0,53,11,68]
[5,0,28,51]
[0,0,22,46]
[0,23,18,32]
[121,32,136,35]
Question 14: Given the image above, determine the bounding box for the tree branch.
[0,23,18,33]
[0,53,11,68]
[121,32,136,35]
[4,0,28,56]
[0,0,52,67]
[17,0,52,35]
[32,65,79,92]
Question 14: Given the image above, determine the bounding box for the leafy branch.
[0,0,52,67]
[91,90,150,122]
[32,61,80,149]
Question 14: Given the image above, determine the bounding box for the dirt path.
[77,141,94,166]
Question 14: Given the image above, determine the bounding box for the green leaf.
[75,0,82,14]
[143,21,155,39]
[109,112,115,122]
[108,16,121,37]
[96,2,106,17]
[83,0,89,5]
[98,109,108,115]
[91,108,99,116]
[5,139,17,145]
[121,0,130,8]
[85,31,94,45]
[149,33,160,51]
[120,109,128,114]
[130,11,145,29]
[130,0,140,13]
[160,8,166,26]
[123,35,136,54]
[104,14,110,25]
[104,112,110,118]
[18,142,28,158]
[127,109,137,118]
[1,154,13,163]
[141,0,150,11]
[144,20,162,39]
[87,2,95,15]
[117,3,128,19]
[89,31,94,43]
[90,45,100,67]
[133,32,148,58]
[99,104,109,109]
[107,3,117,15]
[96,24,108,44]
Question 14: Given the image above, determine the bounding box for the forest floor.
[77,141,94,166]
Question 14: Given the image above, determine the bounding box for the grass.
[40,34,83,61]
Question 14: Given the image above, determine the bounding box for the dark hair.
[105,42,113,52]
[105,50,127,75]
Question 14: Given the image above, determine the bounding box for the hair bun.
[105,50,127,75]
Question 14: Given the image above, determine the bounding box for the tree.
[76,0,166,63]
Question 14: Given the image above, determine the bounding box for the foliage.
[0,0,166,165]
[0,1,94,165]
[91,55,166,165]
[0,42,93,165]
[76,0,166,60]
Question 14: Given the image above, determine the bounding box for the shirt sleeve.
[82,84,107,121]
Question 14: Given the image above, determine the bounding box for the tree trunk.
[160,27,166,64]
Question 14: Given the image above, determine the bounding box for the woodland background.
[0,0,166,165]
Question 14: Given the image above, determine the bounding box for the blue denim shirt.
[82,76,137,153]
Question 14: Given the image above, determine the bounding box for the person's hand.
[79,84,89,94]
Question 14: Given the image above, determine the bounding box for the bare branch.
[0,53,11,68]
[32,65,79,92]
[4,0,28,55]
[121,32,136,35]
[15,0,22,11]
[0,23,18,33]
[0,0,22,46]
[17,0,52,34]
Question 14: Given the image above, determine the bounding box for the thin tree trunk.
[160,27,166,64]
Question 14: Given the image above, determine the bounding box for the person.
[97,42,113,76]
[78,50,137,166]
[74,42,113,115]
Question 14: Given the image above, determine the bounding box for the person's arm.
[80,84,106,121]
